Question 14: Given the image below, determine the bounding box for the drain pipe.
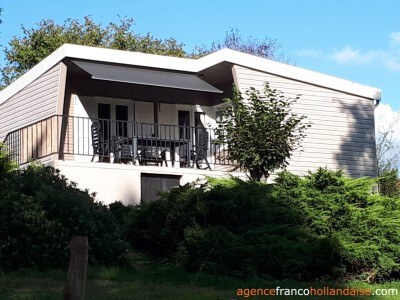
[373,97,381,182]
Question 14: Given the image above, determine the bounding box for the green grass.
[1,257,400,299]
[0,262,243,300]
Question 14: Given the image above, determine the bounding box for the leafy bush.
[128,177,337,279]
[278,169,400,281]
[215,84,310,181]
[0,143,16,179]
[0,157,128,269]
[4,139,398,283]
[378,169,400,198]
[128,169,400,282]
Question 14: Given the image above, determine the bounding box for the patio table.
[112,135,191,166]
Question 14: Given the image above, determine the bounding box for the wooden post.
[63,236,88,300]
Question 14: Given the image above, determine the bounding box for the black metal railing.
[3,115,233,169]
[3,115,62,166]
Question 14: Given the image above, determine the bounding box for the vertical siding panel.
[0,64,61,139]
[0,64,62,163]
[46,118,52,156]
[52,116,58,155]
[232,65,376,178]
[64,96,75,160]
[21,128,27,163]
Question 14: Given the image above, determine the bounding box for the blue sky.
[1,0,399,112]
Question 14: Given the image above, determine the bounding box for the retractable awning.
[72,60,222,93]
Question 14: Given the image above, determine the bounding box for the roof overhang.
[0,44,382,106]
[72,60,222,93]
[198,49,382,101]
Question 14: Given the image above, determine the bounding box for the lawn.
[1,258,399,300]
[0,262,242,300]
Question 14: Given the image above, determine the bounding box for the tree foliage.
[1,16,186,86]
[193,28,285,61]
[215,83,310,180]
[0,144,16,179]
[376,114,400,196]
[376,114,400,175]
[0,150,128,269]
[378,169,400,197]
[0,7,2,43]
[1,17,285,87]
[127,169,400,281]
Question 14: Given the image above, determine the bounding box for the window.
[116,105,128,137]
[98,103,111,141]
[194,112,206,145]
[178,110,191,140]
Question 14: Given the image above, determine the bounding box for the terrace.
[3,115,233,171]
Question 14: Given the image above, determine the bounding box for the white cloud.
[331,46,382,64]
[331,46,360,64]
[385,57,400,72]
[389,32,400,45]
[375,103,400,134]
[297,32,400,72]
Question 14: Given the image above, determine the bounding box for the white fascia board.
[62,44,198,72]
[0,46,67,105]
[197,48,381,101]
[0,44,198,106]
[0,44,381,106]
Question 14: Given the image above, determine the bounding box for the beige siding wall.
[0,63,62,141]
[19,116,60,163]
[63,94,75,160]
[232,65,376,178]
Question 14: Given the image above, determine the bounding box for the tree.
[0,144,16,180]
[0,7,2,40]
[1,18,286,87]
[376,114,400,196]
[193,28,286,62]
[215,83,310,181]
[1,16,186,86]
[376,115,400,176]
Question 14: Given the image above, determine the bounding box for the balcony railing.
[3,115,233,170]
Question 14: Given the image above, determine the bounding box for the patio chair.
[91,121,109,162]
[178,143,191,168]
[138,146,168,167]
[113,136,135,164]
[191,130,211,170]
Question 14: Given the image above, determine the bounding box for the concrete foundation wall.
[49,160,245,205]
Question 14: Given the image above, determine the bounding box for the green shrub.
[379,169,400,197]
[0,143,16,180]
[0,157,128,269]
[277,168,400,281]
[128,169,400,282]
[0,190,66,269]
[129,177,337,279]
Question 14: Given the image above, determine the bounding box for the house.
[0,44,381,204]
